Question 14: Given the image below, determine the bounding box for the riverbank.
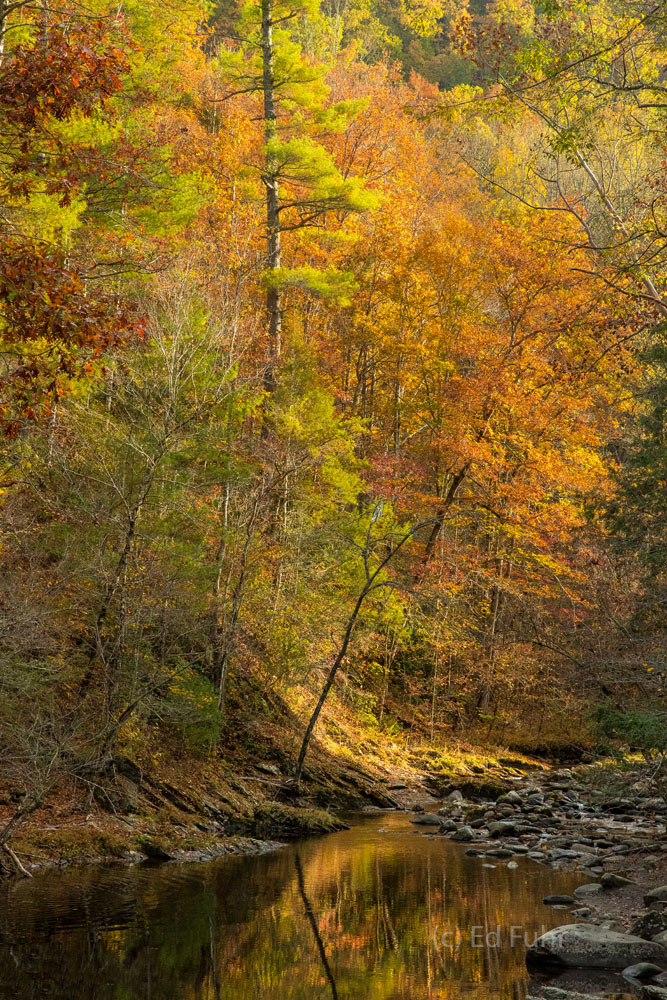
[1,723,550,876]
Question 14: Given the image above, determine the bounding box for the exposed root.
[1,843,32,878]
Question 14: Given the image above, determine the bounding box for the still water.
[0,812,583,1000]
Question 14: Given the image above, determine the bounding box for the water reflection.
[0,812,583,1000]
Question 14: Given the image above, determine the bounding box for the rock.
[447,790,464,803]
[600,917,626,933]
[646,888,667,906]
[601,872,635,888]
[489,820,517,837]
[526,990,600,1000]
[114,775,139,813]
[576,854,599,867]
[622,962,665,980]
[257,762,280,775]
[138,838,174,861]
[632,912,667,940]
[498,790,522,805]
[450,825,475,841]
[654,932,667,946]
[604,798,636,813]
[544,895,576,906]
[571,908,592,918]
[527,923,667,969]
[574,884,603,897]
[643,988,667,999]
[486,847,515,859]
[410,813,443,826]
[439,819,457,832]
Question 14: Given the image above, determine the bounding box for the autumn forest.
[2,0,667,856]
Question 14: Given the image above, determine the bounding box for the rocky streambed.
[412,767,667,998]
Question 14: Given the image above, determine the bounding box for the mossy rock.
[251,802,348,839]
[440,776,511,800]
[135,835,174,860]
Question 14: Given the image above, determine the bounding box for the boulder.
[574,884,603,897]
[544,895,576,906]
[497,790,522,805]
[526,988,604,1000]
[526,923,667,969]
[646,888,667,906]
[439,819,457,832]
[526,991,598,1000]
[632,912,667,940]
[138,837,174,861]
[577,854,600,867]
[489,820,517,837]
[601,872,635,889]
[450,825,475,842]
[622,962,665,980]
[599,917,625,932]
[410,813,443,826]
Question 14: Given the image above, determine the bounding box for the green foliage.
[604,340,667,579]
[265,265,358,303]
[596,704,667,755]
[165,667,222,753]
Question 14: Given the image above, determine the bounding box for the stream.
[0,812,585,1000]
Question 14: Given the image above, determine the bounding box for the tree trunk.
[261,0,282,393]
[416,462,470,580]
[294,515,435,784]
[79,458,161,701]
[294,586,368,783]
[216,493,261,712]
